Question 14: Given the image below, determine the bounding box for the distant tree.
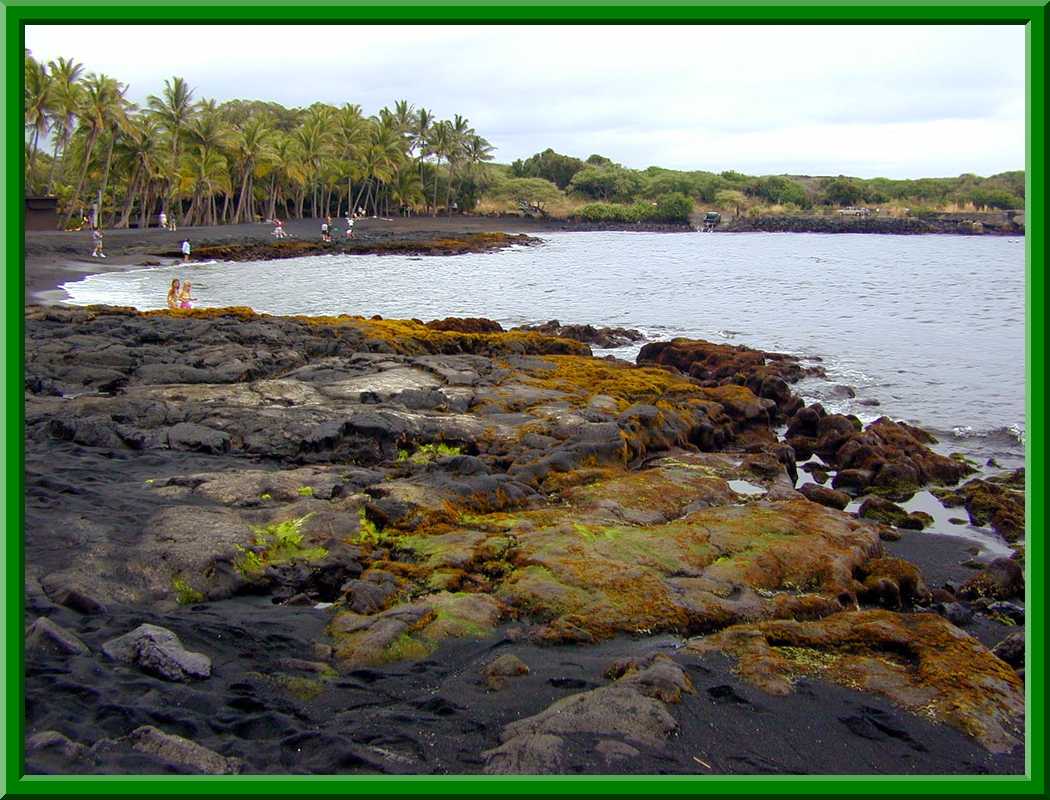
[510,148,584,189]
[820,176,864,206]
[568,163,643,201]
[970,188,1024,210]
[585,153,613,166]
[653,192,694,223]
[714,189,749,217]
[748,175,806,206]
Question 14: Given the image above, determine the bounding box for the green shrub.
[399,443,463,464]
[235,513,327,576]
[357,507,383,544]
[652,192,694,223]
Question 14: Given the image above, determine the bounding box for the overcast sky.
[25,24,1025,179]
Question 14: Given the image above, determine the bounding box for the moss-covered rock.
[933,472,1025,541]
[687,610,1024,753]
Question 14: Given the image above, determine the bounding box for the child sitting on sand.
[166,278,181,310]
[177,280,195,309]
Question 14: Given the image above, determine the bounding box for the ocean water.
[62,231,1026,472]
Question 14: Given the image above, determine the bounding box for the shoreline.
[24,213,1023,305]
[23,216,690,304]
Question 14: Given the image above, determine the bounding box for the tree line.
[509,148,1025,213]
[23,51,494,228]
[24,52,1024,230]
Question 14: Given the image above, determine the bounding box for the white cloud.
[25,23,1025,178]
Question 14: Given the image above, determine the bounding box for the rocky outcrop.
[787,410,974,498]
[483,655,692,773]
[933,470,1025,541]
[637,338,817,422]
[191,232,539,262]
[24,305,1018,766]
[513,320,644,349]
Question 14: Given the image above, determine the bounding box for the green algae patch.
[172,577,204,606]
[687,610,1025,753]
[329,592,502,669]
[397,443,463,464]
[235,513,328,577]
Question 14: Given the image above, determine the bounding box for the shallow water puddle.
[728,480,767,497]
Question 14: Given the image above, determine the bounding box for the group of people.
[166,278,195,310]
[158,211,177,231]
[321,212,361,242]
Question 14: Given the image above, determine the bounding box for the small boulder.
[799,483,850,510]
[128,725,242,774]
[991,631,1025,668]
[26,730,90,762]
[102,624,211,681]
[958,558,1024,601]
[26,617,90,656]
[483,654,530,691]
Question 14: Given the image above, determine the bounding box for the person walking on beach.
[345,215,355,239]
[159,211,167,230]
[177,280,195,309]
[321,217,331,242]
[91,227,106,258]
[181,239,191,263]
[166,278,181,310]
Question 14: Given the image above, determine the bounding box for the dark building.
[25,196,58,230]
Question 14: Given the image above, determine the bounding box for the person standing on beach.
[321,217,331,242]
[159,210,167,230]
[181,239,191,262]
[91,227,106,258]
[166,278,181,310]
[345,215,354,239]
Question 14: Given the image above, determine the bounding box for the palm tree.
[444,114,473,217]
[65,72,123,225]
[337,103,369,216]
[294,109,335,217]
[23,56,52,182]
[112,115,162,228]
[45,57,84,194]
[148,76,196,214]
[427,120,453,216]
[413,107,434,211]
[24,55,53,190]
[95,88,133,226]
[231,116,275,223]
[265,133,304,220]
[179,144,231,226]
[462,133,495,208]
[390,165,424,214]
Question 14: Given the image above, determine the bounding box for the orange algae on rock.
[687,610,1024,753]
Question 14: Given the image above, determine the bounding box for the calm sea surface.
[63,231,1026,474]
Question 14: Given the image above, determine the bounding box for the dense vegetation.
[23,52,495,228]
[24,52,1025,230]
